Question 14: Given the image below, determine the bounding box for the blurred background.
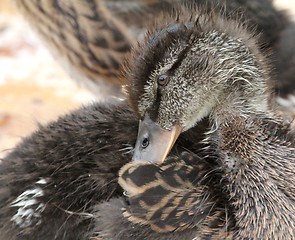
[0,0,295,158]
[0,0,96,157]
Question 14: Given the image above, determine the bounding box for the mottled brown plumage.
[90,151,235,240]
[12,0,134,97]
[118,152,234,237]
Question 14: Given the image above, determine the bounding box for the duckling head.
[127,7,271,163]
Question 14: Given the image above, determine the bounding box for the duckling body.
[115,152,235,239]
[0,102,138,239]
[125,6,295,239]
[0,101,211,239]
[215,114,295,238]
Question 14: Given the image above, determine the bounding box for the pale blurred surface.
[0,0,95,157]
[0,0,295,158]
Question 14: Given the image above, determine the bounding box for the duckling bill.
[132,114,182,163]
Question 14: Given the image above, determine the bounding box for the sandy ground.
[0,0,295,158]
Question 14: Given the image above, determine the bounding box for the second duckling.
[126,6,295,239]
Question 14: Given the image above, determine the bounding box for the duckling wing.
[115,152,234,239]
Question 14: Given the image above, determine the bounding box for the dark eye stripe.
[169,44,191,72]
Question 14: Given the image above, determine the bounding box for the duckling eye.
[141,137,149,149]
[157,74,169,86]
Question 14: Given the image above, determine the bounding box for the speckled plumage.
[127,6,271,130]
[214,116,295,239]
[125,6,295,239]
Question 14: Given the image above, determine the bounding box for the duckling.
[125,6,295,239]
[0,102,138,239]
[7,5,287,239]
[12,0,291,97]
[0,100,211,239]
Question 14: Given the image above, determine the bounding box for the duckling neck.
[213,115,295,238]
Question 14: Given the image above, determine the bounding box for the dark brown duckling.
[0,99,212,239]
[0,101,138,239]
[126,6,295,239]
